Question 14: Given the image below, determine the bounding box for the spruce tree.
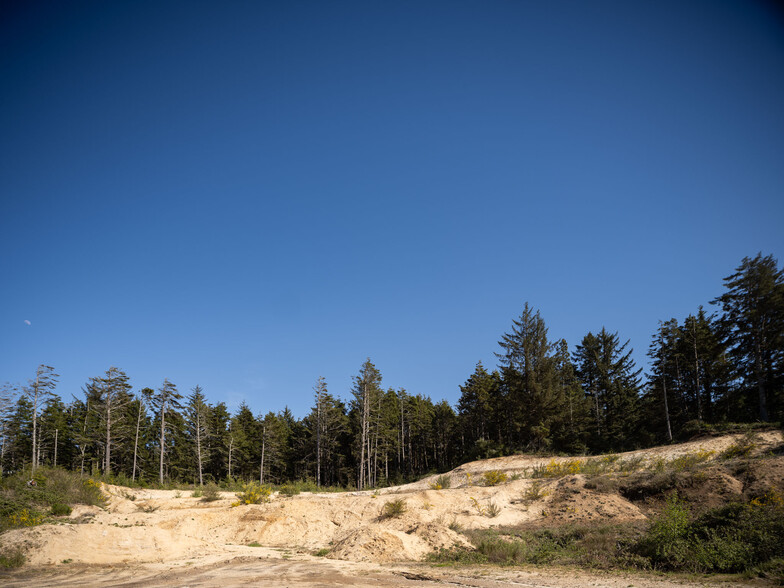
[495,303,560,451]
[575,328,642,451]
[712,253,784,422]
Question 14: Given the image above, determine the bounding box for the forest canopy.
[1,253,782,487]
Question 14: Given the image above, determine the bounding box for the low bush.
[201,482,221,502]
[50,503,72,516]
[278,483,300,497]
[531,459,582,479]
[380,498,407,519]
[522,480,548,503]
[234,482,271,505]
[0,468,105,532]
[483,470,508,486]
[632,490,784,574]
[429,524,639,568]
[429,474,452,490]
[0,549,26,568]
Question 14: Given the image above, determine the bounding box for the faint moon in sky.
[24,320,31,326]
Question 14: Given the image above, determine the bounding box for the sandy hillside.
[1,430,782,586]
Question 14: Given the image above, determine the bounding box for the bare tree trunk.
[228,435,233,480]
[159,405,166,485]
[662,377,673,442]
[196,409,203,486]
[316,390,322,488]
[53,429,58,467]
[0,422,6,477]
[756,340,768,422]
[105,407,112,475]
[37,426,42,468]
[32,374,39,472]
[259,426,266,484]
[359,384,368,490]
[132,402,142,482]
[688,319,703,422]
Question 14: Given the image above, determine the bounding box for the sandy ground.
[1,430,781,587]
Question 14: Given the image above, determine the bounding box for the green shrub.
[430,524,640,569]
[429,474,452,490]
[483,470,508,486]
[0,468,105,532]
[523,480,548,503]
[201,482,221,502]
[235,482,272,505]
[530,459,581,479]
[634,493,690,567]
[380,498,407,519]
[633,491,784,573]
[50,503,72,516]
[278,483,300,497]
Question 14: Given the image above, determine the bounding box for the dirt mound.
[548,474,646,524]
[2,429,782,574]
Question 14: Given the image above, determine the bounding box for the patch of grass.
[429,524,641,568]
[665,449,715,472]
[120,489,137,501]
[191,487,203,498]
[522,480,549,503]
[531,459,582,479]
[273,479,344,494]
[314,548,330,557]
[721,432,759,460]
[380,498,407,519]
[247,541,262,547]
[583,475,619,494]
[616,455,645,473]
[483,470,508,486]
[0,549,26,568]
[429,474,452,490]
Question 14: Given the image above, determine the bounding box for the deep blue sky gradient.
[2,1,783,416]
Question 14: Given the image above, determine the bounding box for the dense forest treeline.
[1,253,782,487]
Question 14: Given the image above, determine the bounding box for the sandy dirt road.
[0,550,761,587]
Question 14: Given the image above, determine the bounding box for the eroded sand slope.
[1,431,782,586]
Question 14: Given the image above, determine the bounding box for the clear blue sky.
[2,1,783,417]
